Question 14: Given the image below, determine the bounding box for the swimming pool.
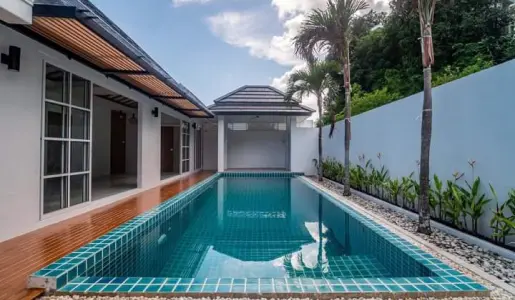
[29,172,488,297]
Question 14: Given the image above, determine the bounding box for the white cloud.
[207,0,389,119]
[207,11,303,66]
[271,0,326,19]
[172,0,212,7]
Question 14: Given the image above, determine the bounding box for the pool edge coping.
[301,177,511,296]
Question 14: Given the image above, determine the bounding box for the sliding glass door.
[42,63,92,215]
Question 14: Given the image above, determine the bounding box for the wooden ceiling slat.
[34,18,142,71]
[169,99,198,110]
[35,18,121,66]
[30,17,209,116]
[32,21,128,71]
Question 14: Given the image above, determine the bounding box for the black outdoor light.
[1,46,21,71]
[151,107,159,117]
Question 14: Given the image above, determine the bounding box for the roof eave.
[30,3,214,118]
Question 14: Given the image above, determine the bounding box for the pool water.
[86,177,432,280]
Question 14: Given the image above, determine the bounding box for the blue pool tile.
[124,277,140,284]
[102,284,119,292]
[130,285,147,292]
[72,284,91,292]
[202,285,217,292]
[345,285,360,292]
[303,285,317,292]
[145,285,162,292]
[403,285,419,292]
[115,285,132,292]
[60,284,78,292]
[288,285,302,292]
[260,284,274,293]
[173,284,189,292]
[246,284,259,293]
[159,285,175,292]
[138,278,153,284]
[233,278,245,285]
[205,278,219,285]
[331,285,346,292]
[387,285,404,292]
[359,285,375,292]
[188,285,203,292]
[219,278,232,285]
[231,285,245,292]
[217,285,231,293]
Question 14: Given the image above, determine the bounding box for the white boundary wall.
[322,60,515,241]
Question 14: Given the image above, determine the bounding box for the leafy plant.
[386,178,401,205]
[430,174,445,219]
[443,181,463,228]
[401,173,417,210]
[488,184,515,244]
[460,177,490,234]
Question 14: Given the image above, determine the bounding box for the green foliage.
[322,156,515,247]
[386,178,401,205]
[430,174,444,218]
[460,177,491,234]
[444,181,464,228]
[490,186,515,244]
[321,0,515,123]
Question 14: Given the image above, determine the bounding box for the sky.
[89,0,387,112]
[86,0,319,110]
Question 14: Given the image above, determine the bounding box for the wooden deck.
[0,172,214,300]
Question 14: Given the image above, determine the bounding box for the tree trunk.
[417,66,433,235]
[342,51,352,196]
[317,94,323,182]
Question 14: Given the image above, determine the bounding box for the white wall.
[227,130,288,169]
[290,119,317,175]
[322,60,515,240]
[0,24,197,242]
[202,127,218,171]
[0,0,33,24]
[92,96,137,178]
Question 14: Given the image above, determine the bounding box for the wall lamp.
[151,107,159,118]
[1,46,21,71]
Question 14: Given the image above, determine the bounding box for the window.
[42,64,91,214]
[181,121,190,173]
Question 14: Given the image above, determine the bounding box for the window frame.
[181,121,190,173]
[40,62,93,217]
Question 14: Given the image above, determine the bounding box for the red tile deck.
[0,172,214,300]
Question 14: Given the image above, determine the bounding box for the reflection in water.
[86,177,433,279]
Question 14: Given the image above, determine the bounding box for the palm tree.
[285,59,339,182]
[293,0,369,195]
[416,0,437,234]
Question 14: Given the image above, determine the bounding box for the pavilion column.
[217,116,225,172]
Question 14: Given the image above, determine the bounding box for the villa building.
[0,0,316,242]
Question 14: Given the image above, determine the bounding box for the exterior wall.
[0,0,33,24]
[290,118,317,175]
[92,96,138,178]
[202,126,218,171]
[0,24,197,242]
[227,130,288,169]
[322,60,515,238]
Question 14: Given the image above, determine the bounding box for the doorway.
[161,113,180,180]
[110,110,126,174]
[91,85,138,200]
[161,126,175,173]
